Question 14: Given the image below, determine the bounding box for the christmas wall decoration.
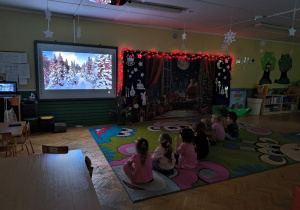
[213,57,232,105]
[222,29,236,52]
[121,49,233,111]
[44,1,53,38]
[274,54,292,84]
[259,52,276,85]
[122,51,146,108]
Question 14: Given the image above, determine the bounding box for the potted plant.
[109,90,131,125]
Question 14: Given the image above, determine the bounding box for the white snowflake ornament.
[138,61,143,67]
[140,73,144,77]
[224,29,236,44]
[221,43,229,52]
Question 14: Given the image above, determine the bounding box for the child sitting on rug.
[123,137,153,184]
[201,118,217,146]
[225,112,240,141]
[174,128,198,169]
[211,113,225,142]
[192,122,209,160]
[152,133,175,176]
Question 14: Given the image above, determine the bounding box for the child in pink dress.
[123,137,153,184]
[174,128,198,169]
[152,133,175,175]
[211,113,225,142]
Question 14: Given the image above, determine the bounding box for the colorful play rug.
[89,119,300,202]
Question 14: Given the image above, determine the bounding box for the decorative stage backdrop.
[89,119,300,202]
[121,50,233,117]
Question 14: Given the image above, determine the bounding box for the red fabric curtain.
[204,59,217,84]
[145,56,164,89]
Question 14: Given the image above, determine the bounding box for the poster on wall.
[229,89,248,108]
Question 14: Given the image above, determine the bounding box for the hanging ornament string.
[182,23,187,49]
[222,11,236,52]
[43,0,53,38]
[77,14,82,39]
[289,0,297,36]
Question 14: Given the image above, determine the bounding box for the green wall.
[1,9,299,126]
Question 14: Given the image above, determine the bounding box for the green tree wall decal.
[274,54,292,84]
[259,52,276,85]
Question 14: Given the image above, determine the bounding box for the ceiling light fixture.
[128,0,189,13]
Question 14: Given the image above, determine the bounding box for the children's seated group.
[123,112,239,184]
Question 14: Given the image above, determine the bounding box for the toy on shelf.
[227,105,251,116]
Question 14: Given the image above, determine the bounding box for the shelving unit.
[256,94,299,115]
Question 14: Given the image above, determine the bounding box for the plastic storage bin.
[39,115,54,132]
[247,98,263,115]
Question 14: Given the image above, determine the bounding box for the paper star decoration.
[289,27,296,36]
[45,7,52,21]
[138,61,143,67]
[260,40,266,46]
[44,29,53,38]
[224,29,236,44]
[182,32,187,40]
[137,53,143,59]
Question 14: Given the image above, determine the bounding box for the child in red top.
[174,128,198,169]
[123,137,153,184]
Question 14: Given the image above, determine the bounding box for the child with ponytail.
[123,137,153,184]
[152,133,175,175]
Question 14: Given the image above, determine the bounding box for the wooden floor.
[1,112,300,210]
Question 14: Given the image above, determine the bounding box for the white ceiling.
[1,0,300,44]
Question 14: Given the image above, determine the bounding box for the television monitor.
[34,40,118,100]
[0,81,17,96]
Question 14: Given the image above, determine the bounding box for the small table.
[0,121,26,156]
[0,149,101,210]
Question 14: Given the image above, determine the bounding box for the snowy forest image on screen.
[42,51,113,90]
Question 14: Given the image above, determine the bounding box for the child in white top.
[152,133,175,176]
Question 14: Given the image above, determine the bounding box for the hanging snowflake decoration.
[221,42,229,52]
[134,68,138,72]
[140,73,144,77]
[224,29,236,44]
[138,61,143,67]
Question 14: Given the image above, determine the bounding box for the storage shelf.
[256,94,299,115]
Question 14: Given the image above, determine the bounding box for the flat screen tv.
[0,81,17,96]
[34,40,118,100]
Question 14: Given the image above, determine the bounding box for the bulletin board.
[0,51,30,85]
[229,89,248,108]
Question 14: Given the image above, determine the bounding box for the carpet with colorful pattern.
[89,119,300,202]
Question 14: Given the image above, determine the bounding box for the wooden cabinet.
[256,94,299,115]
